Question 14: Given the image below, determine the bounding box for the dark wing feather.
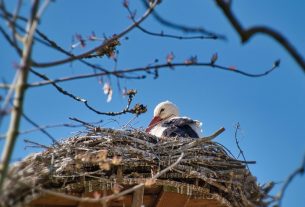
[161,118,199,138]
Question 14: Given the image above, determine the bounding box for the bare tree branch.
[28,60,280,88]
[31,0,159,68]
[234,122,249,171]
[125,5,217,40]
[29,69,147,116]
[0,25,22,55]
[21,112,58,144]
[0,0,50,190]
[215,0,305,74]
[275,153,305,207]
[0,119,102,139]
[141,0,226,40]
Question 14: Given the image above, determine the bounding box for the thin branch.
[68,117,96,129]
[28,60,280,88]
[176,127,225,153]
[21,112,58,144]
[10,0,24,44]
[34,30,110,73]
[233,122,249,171]
[0,70,20,127]
[0,120,102,139]
[29,69,146,116]
[215,0,305,73]
[0,25,22,55]
[23,139,50,149]
[31,0,159,68]
[276,153,305,207]
[141,0,226,40]
[126,6,217,40]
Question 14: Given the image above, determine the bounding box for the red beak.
[146,116,162,133]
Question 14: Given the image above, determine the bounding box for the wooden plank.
[131,186,144,207]
[187,198,226,207]
[154,191,189,207]
[29,194,79,206]
[78,190,153,207]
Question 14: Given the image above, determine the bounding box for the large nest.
[0,128,268,207]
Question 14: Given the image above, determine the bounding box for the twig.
[126,6,217,40]
[69,117,96,129]
[28,61,279,88]
[276,153,305,206]
[234,122,249,170]
[35,30,110,73]
[0,121,102,139]
[175,127,225,153]
[215,0,305,73]
[0,70,20,127]
[31,0,159,68]
[23,139,50,149]
[141,0,226,40]
[0,25,22,56]
[21,112,58,144]
[29,68,146,116]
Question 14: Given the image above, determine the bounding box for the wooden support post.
[131,186,144,207]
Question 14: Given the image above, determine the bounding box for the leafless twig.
[233,122,249,171]
[30,68,147,116]
[126,5,217,40]
[215,0,305,73]
[31,0,159,68]
[23,139,50,149]
[21,112,57,144]
[141,0,226,40]
[28,60,280,88]
[275,153,305,206]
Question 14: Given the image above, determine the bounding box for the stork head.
[146,101,179,133]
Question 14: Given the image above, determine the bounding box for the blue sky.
[1,1,305,206]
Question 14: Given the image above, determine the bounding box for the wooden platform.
[27,185,228,207]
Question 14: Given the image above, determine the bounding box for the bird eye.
[160,108,165,113]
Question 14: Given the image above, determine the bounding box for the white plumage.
[146,101,203,138]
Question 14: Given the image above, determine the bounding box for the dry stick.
[28,61,280,88]
[0,121,101,139]
[31,0,159,68]
[38,152,184,205]
[0,0,50,191]
[276,153,305,207]
[69,117,96,129]
[234,122,249,171]
[23,139,50,149]
[215,0,305,73]
[21,112,58,144]
[175,127,225,154]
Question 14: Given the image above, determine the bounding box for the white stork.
[146,101,203,138]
